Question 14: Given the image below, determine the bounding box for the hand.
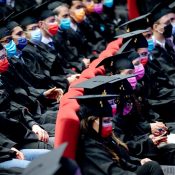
[82,58,90,68]
[67,74,80,84]
[149,134,167,145]
[140,158,152,165]
[11,147,24,160]
[43,87,64,102]
[150,122,168,135]
[32,125,49,143]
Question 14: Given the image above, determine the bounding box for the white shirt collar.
[70,22,77,32]
[41,36,53,45]
[152,35,165,48]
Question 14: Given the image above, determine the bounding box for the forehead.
[44,16,55,22]
[12,26,23,34]
[137,47,148,53]
[58,6,69,14]
[26,23,38,30]
[71,1,84,8]
[159,13,173,23]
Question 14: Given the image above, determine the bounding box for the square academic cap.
[119,13,151,32]
[115,30,149,50]
[22,143,68,175]
[72,74,134,95]
[96,50,134,70]
[149,2,173,25]
[34,1,55,21]
[48,1,66,11]
[71,94,117,118]
[10,6,37,27]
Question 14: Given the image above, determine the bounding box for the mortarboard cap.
[48,1,66,11]
[119,13,151,32]
[128,50,140,61]
[6,21,19,33]
[71,94,117,118]
[96,51,134,73]
[0,11,15,38]
[0,26,10,40]
[10,6,37,28]
[72,74,134,95]
[22,143,69,175]
[149,2,173,25]
[115,30,149,50]
[33,1,55,21]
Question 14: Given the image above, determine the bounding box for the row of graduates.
[0,0,125,172]
[54,1,175,175]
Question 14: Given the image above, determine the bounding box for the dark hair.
[78,105,128,163]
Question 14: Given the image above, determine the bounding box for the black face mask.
[163,23,173,38]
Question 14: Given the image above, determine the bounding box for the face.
[83,0,95,13]
[70,1,86,23]
[25,23,40,39]
[137,48,148,57]
[169,13,175,24]
[39,16,58,36]
[120,69,134,75]
[55,6,70,24]
[93,117,112,134]
[11,26,26,45]
[153,13,173,35]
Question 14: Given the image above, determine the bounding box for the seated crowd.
[0,0,175,174]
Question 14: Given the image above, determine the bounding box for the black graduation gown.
[59,26,96,60]
[78,132,141,175]
[0,134,16,163]
[0,112,39,148]
[77,18,107,54]
[87,13,116,43]
[53,31,86,73]
[146,44,175,122]
[0,66,56,136]
[113,105,175,165]
[21,42,69,91]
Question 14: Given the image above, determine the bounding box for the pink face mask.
[127,76,137,90]
[134,64,145,80]
[123,103,133,116]
[94,3,103,14]
[101,121,113,138]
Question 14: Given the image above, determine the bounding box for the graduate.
[0,41,58,147]
[95,45,175,165]
[48,1,90,73]
[145,2,175,122]
[72,90,164,175]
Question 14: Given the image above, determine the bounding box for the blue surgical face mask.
[60,18,71,30]
[30,29,42,44]
[4,40,17,57]
[103,0,113,8]
[17,37,27,50]
[147,39,155,52]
